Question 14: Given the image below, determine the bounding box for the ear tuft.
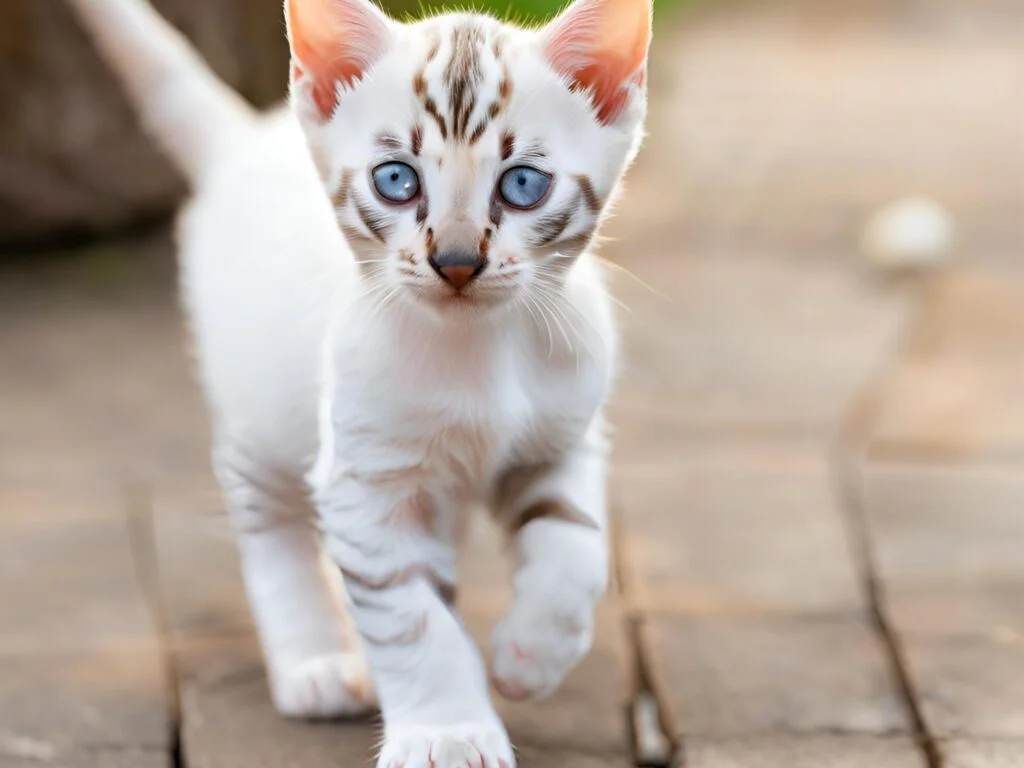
[541,0,651,125]
[286,0,392,120]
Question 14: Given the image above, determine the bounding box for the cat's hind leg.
[489,440,609,701]
[214,445,375,719]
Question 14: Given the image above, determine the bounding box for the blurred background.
[1,1,1022,767]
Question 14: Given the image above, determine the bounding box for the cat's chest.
[333,344,585,487]
[389,367,556,476]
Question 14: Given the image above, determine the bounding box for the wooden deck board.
[683,737,925,768]
[613,444,864,617]
[641,616,907,738]
[0,490,169,761]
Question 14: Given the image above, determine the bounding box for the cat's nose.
[428,251,486,290]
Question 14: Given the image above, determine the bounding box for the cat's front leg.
[214,446,374,719]
[317,481,514,768]
[490,436,609,701]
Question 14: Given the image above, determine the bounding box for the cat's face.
[287,0,651,315]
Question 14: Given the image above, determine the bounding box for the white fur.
[64,0,648,764]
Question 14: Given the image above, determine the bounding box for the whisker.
[534,282,599,367]
[597,256,672,302]
[534,263,633,314]
[520,292,554,359]
[535,290,576,358]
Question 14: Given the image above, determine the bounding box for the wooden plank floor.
[2,1,1023,766]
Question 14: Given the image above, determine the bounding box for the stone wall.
[0,0,289,248]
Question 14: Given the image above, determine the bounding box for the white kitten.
[64,0,651,765]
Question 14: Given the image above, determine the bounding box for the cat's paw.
[377,723,514,768]
[489,600,593,701]
[271,652,376,719]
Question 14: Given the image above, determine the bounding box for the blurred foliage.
[383,0,689,26]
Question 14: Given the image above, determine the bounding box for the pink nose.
[438,265,479,289]
[429,251,487,290]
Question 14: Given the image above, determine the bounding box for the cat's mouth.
[413,280,515,313]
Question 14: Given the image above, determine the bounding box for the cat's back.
[178,106,354,477]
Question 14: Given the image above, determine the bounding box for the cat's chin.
[408,284,517,316]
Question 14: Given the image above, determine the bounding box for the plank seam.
[830,448,944,768]
[122,480,186,768]
[610,498,680,767]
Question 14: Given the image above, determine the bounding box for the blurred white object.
[861,197,955,271]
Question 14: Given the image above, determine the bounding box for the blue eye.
[498,166,552,210]
[372,162,420,203]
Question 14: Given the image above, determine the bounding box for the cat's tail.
[64,0,257,183]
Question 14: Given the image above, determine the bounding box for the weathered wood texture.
[0,487,169,765]
[0,0,288,247]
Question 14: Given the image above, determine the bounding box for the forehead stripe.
[422,96,448,141]
[445,24,484,141]
[468,119,488,146]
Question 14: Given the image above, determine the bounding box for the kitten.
[64,0,651,765]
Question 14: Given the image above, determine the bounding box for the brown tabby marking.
[489,197,504,228]
[346,589,392,612]
[520,141,547,163]
[479,228,493,258]
[423,96,449,141]
[468,78,510,145]
[500,131,515,161]
[342,224,372,244]
[359,612,429,647]
[530,200,576,247]
[575,174,602,214]
[468,120,489,146]
[332,169,354,210]
[550,231,596,253]
[411,25,516,147]
[388,489,439,537]
[426,31,442,62]
[354,192,390,242]
[507,500,600,536]
[416,195,429,226]
[340,562,454,598]
[375,132,404,152]
[438,583,457,607]
[411,124,423,156]
[445,23,484,141]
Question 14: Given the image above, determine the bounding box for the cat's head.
[286,0,651,314]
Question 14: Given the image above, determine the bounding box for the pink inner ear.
[287,0,390,120]
[544,0,651,124]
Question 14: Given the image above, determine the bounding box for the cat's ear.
[285,0,393,120]
[540,0,652,125]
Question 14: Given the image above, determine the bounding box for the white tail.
[65,0,257,182]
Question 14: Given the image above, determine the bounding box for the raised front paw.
[378,722,514,768]
[489,600,593,701]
